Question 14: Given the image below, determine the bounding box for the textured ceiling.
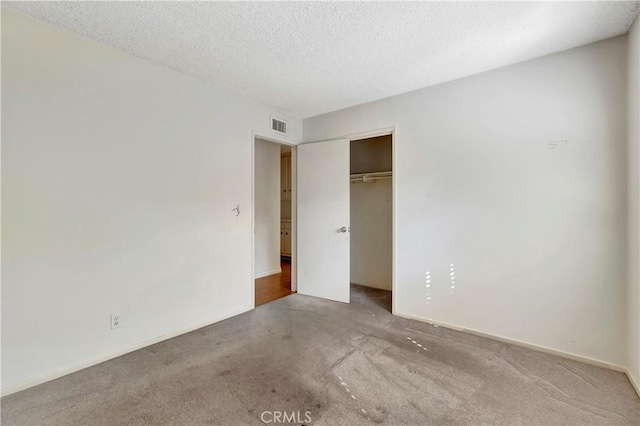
[4,1,640,118]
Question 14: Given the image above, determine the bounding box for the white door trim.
[303,126,395,144]
[349,127,396,314]
[305,126,396,313]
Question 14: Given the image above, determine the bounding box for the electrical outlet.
[110,314,121,329]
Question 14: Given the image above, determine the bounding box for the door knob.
[339,226,350,233]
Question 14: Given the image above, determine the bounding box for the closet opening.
[253,136,296,307]
[350,134,393,312]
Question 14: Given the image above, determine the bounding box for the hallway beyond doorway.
[255,260,293,306]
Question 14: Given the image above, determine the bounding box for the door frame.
[300,126,396,313]
[329,126,397,314]
[251,131,298,309]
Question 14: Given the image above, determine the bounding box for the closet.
[350,135,392,291]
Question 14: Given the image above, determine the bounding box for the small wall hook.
[232,205,240,217]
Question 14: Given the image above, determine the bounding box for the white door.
[297,139,350,303]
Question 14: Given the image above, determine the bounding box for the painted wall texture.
[627,16,640,389]
[305,36,629,367]
[254,139,281,277]
[350,136,393,290]
[1,10,300,392]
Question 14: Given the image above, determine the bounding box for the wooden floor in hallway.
[255,260,293,306]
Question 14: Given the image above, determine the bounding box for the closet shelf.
[350,171,392,182]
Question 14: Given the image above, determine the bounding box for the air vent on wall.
[271,116,288,135]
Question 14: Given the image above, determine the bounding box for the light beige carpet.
[2,285,639,425]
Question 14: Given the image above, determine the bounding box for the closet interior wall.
[350,135,393,291]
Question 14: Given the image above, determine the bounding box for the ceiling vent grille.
[271,116,288,135]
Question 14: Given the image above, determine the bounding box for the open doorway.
[349,134,393,312]
[296,129,394,307]
[254,136,296,307]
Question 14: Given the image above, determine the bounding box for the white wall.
[627,16,640,390]
[1,10,301,393]
[305,37,628,366]
[350,136,393,290]
[254,139,281,277]
[350,180,392,290]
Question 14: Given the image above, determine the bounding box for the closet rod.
[350,171,392,182]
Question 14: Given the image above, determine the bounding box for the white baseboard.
[254,267,282,279]
[626,368,640,398]
[395,312,627,373]
[1,306,253,397]
[5,306,638,401]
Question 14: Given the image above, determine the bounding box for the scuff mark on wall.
[547,140,568,150]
